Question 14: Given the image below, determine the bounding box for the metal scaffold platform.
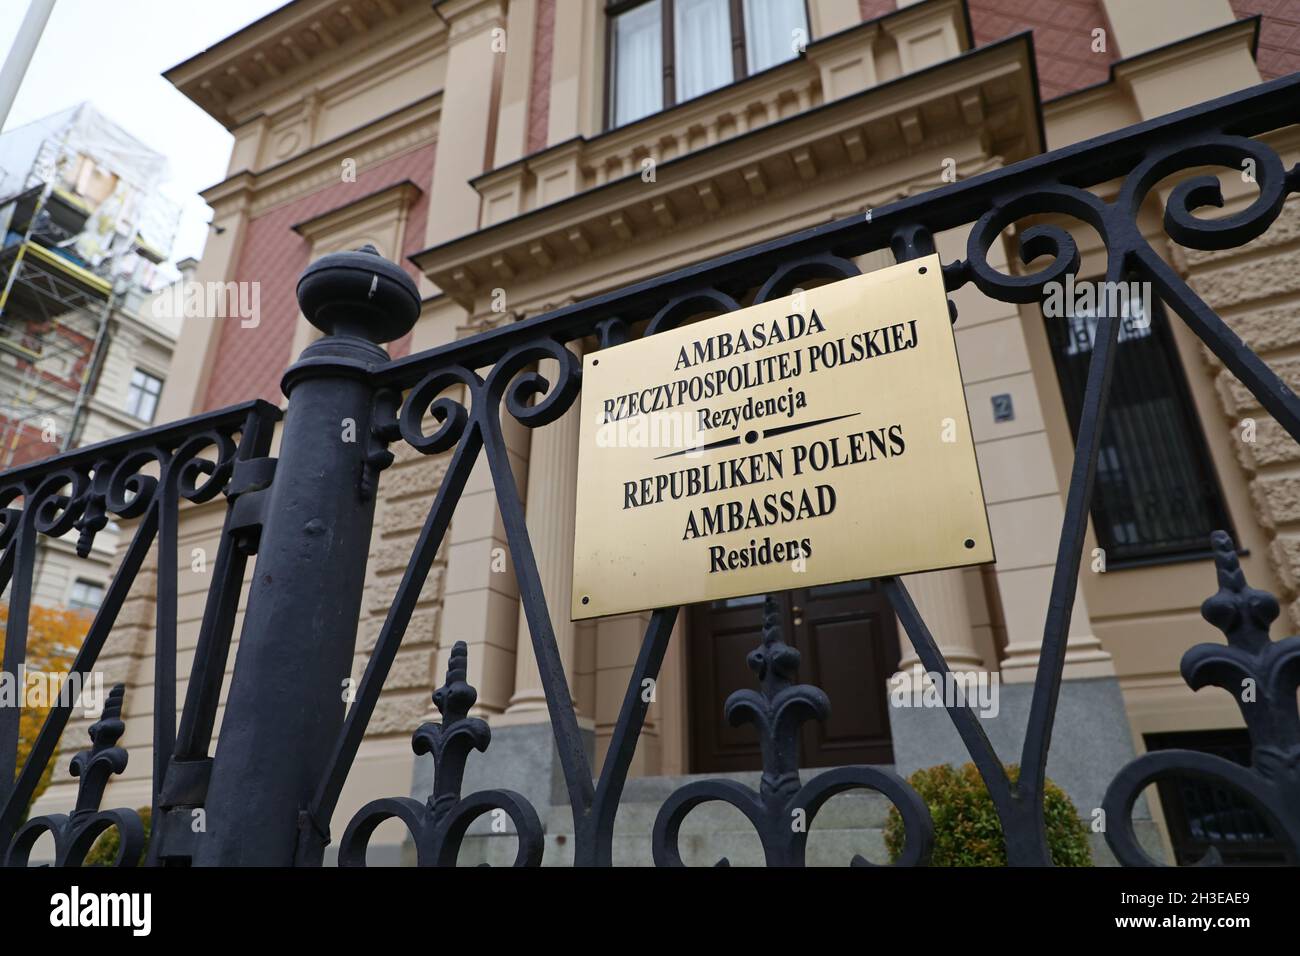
[0,103,178,467]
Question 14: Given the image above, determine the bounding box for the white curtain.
[675,0,733,103]
[613,0,664,127]
[743,0,807,74]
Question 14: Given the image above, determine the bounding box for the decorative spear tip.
[101,683,125,721]
[1209,530,1244,591]
[446,640,468,685]
[761,593,780,644]
[432,641,478,720]
[85,683,127,753]
[749,593,801,687]
[1201,530,1279,639]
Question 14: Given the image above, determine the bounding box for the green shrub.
[884,763,1092,866]
[82,806,151,867]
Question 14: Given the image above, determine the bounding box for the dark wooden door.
[687,581,901,773]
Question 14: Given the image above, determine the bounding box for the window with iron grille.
[607,0,809,128]
[1145,730,1287,866]
[1042,290,1234,566]
[68,578,104,612]
[125,368,163,423]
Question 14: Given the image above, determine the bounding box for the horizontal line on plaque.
[652,412,861,460]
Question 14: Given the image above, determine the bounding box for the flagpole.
[0,0,57,130]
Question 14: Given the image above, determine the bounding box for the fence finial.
[295,243,420,343]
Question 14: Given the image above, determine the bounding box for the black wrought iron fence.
[3,72,1300,867]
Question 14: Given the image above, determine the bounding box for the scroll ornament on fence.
[5,684,146,867]
[1103,531,1300,865]
[339,641,544,866]
[652,596,934,867]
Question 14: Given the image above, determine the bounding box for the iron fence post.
[194,246,418,865]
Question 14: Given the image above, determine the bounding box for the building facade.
[32,0,1300,865]
[23,297,177,613]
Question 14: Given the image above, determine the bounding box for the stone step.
[455,825,1161,867]
[557,788,895,833]
[451,767,904,866]
[440,764,1166,866]
[458,826,891,867]
[612,766,898,802]
[447,809,1164,868]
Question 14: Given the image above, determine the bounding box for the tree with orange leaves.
[0,603,87,817]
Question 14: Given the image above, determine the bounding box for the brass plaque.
[571,254,992,620]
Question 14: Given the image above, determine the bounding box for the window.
[68,579,104,613]
[126,368,163,423]
[743,0,807,73]
[673,0,732,103]
[608,0,808,128]
[1145,730,1288,865]
[1043,290,1234,565]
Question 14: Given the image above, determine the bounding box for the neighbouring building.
[32,0,1300,865]
[0,104,180,615]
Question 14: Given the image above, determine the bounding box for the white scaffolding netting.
[0,102,181,271]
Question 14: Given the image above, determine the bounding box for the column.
[425,0,509,247]
[504,345,583,717]
[436,356,530,716]
[936,225,1114,684]
[1101,0,1259,119]
[999,581,1114,683]
[1099,0,1234,59]
[546,0,601,144]
[592,610,659,776]
[894,567,983,678]
[491,0,537,167]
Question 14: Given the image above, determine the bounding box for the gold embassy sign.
[571,254,992,620]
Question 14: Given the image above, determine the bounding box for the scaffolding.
[0,103,179,467]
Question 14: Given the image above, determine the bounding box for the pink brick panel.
[527,0,556,154]
[201,142,435,410]
[1232,0,1300,79]
[859,0,896,21]
[968,0,1116,100]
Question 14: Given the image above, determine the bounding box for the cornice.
[110,309,178,348]
[1046,16,1260,108]
[292,180,423,241]
[202,171,258,212]
[883,0,972,49]
[434,0,509,41]
[165,0,444,130]
[412,35,1040,309]
[201,94,439,217]
[1112,17,1258,89]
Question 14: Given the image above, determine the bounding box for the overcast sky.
[0,0,290,265]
